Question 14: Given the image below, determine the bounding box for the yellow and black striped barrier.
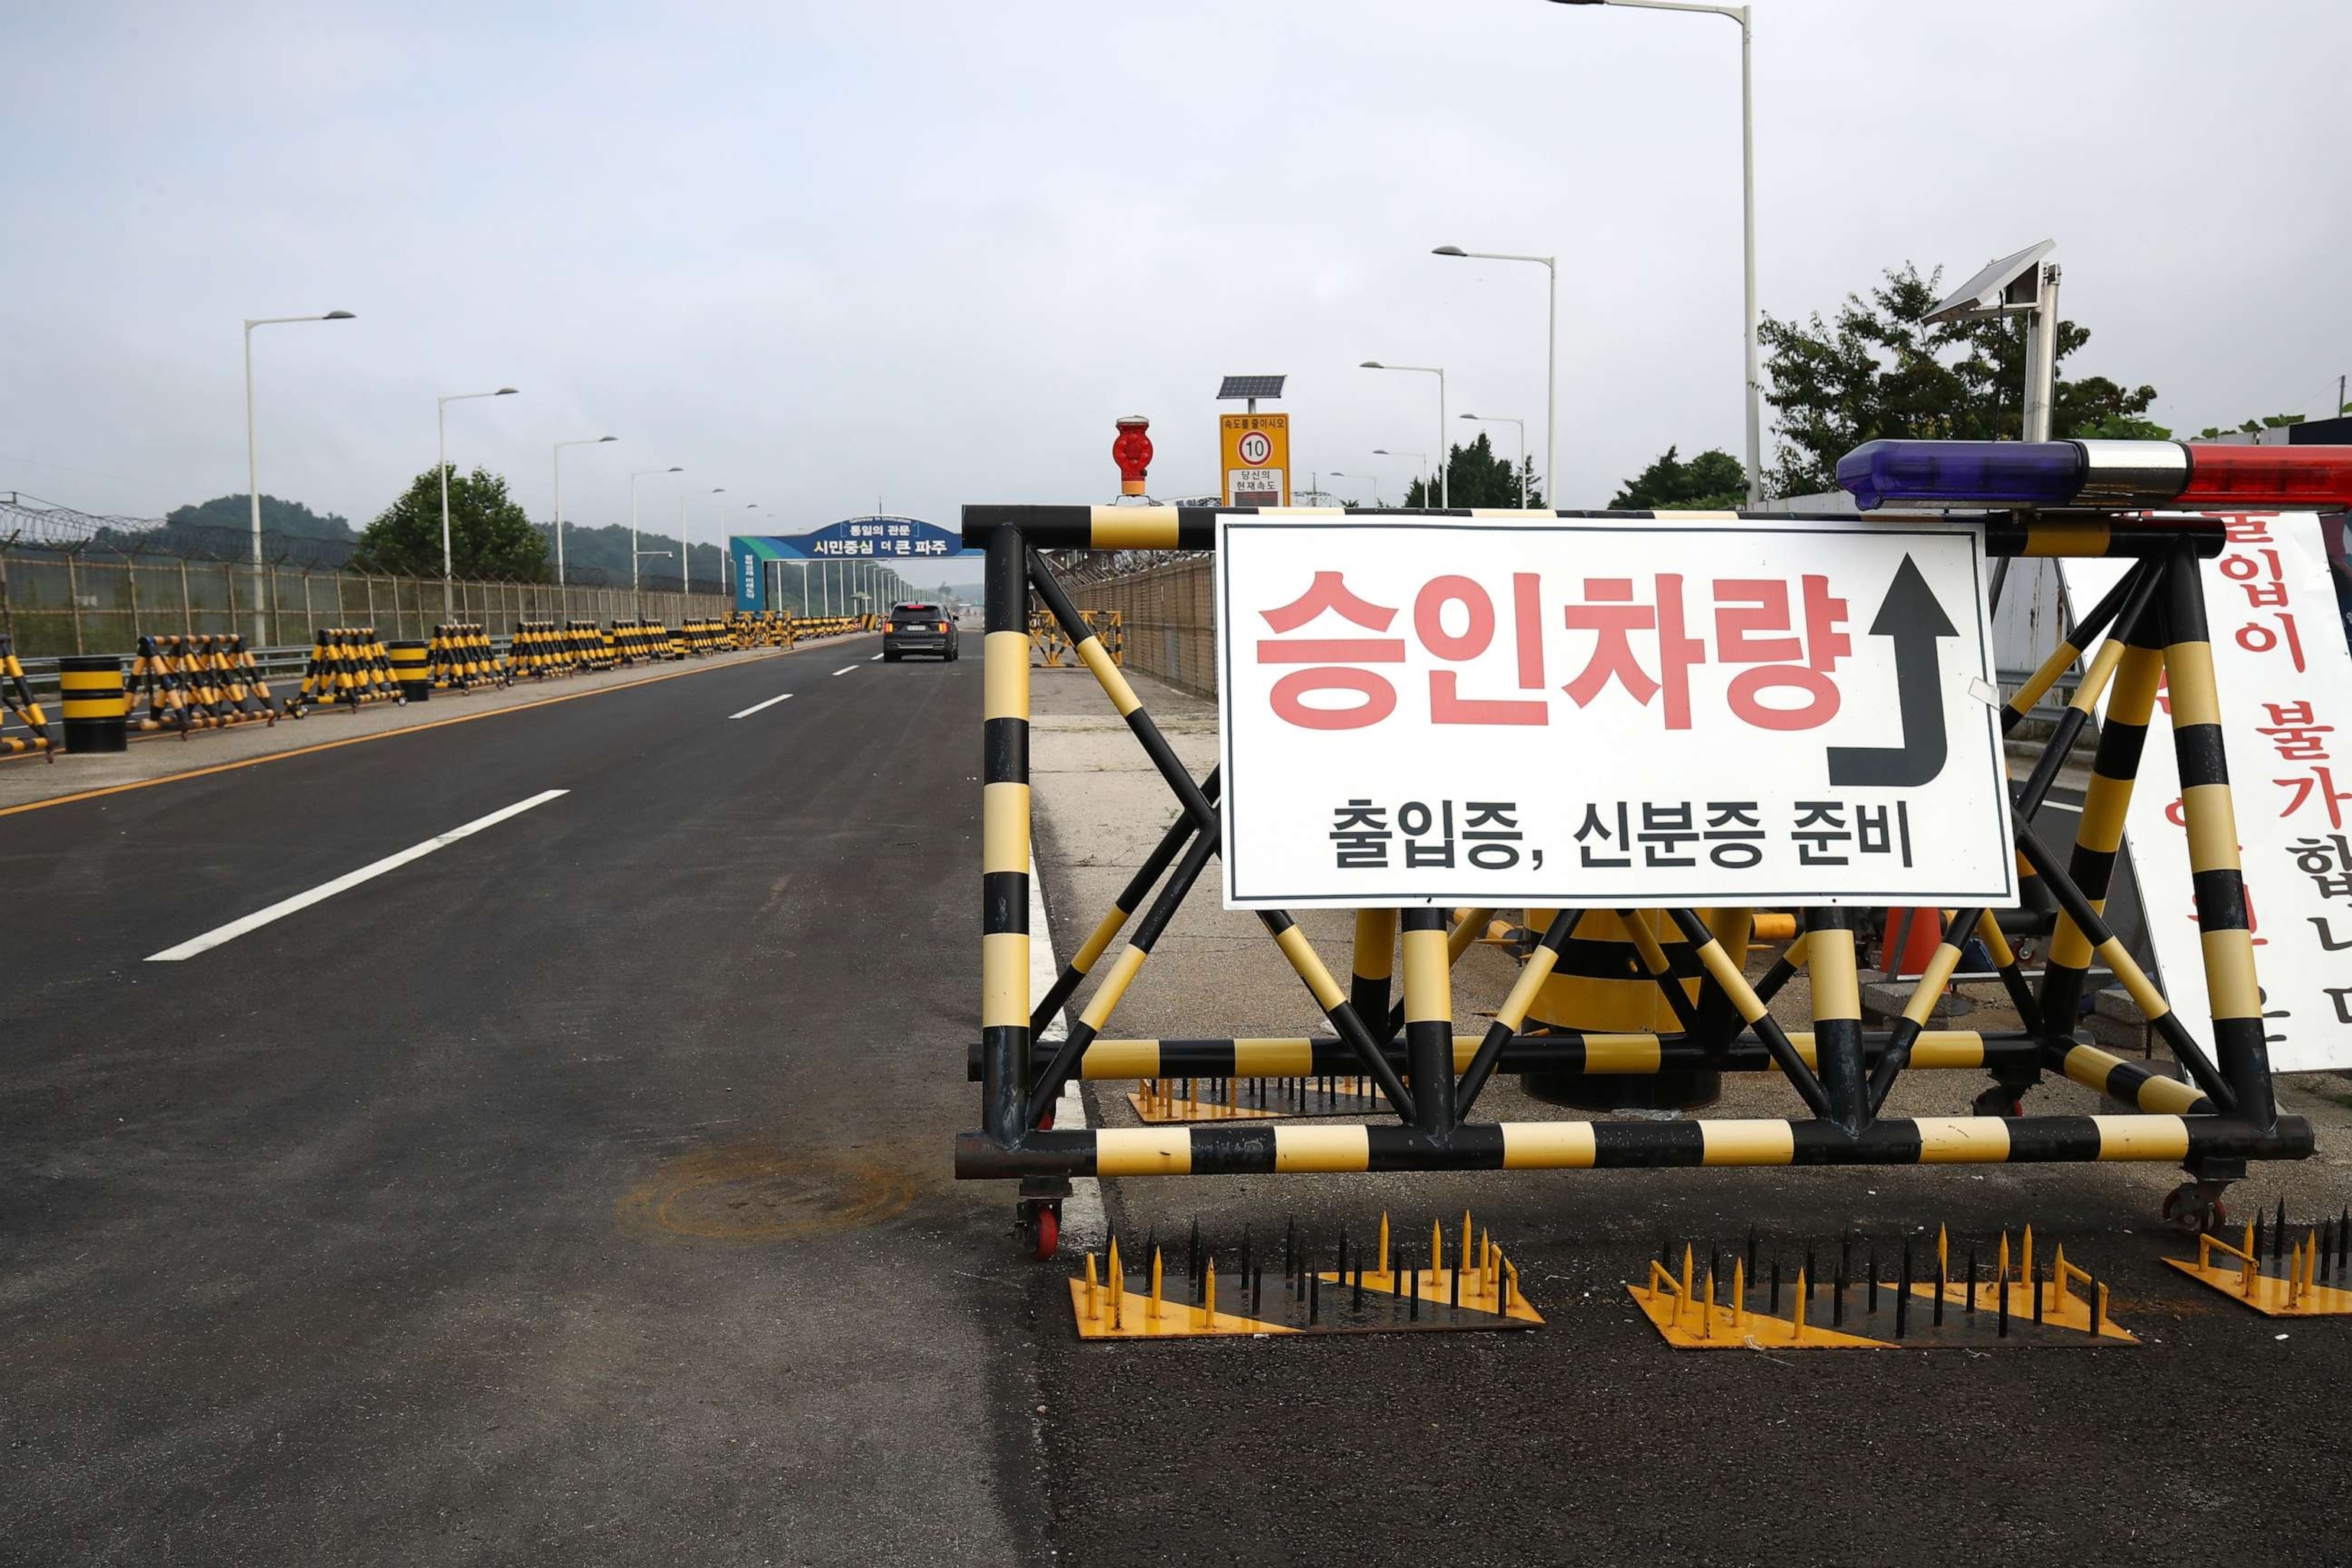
[298,628,407,712]
[792,615,862,640]
[57,653,129,753]
[387,639,432,702]
[427,622,505,691]
[952,502,2313,1260]
[0,635,55,760]
[729,611,795,648]
[1031,607,1121,668]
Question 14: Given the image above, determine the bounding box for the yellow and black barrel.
[387,639,431,703]
[1520,907,1752,1112]
[58,653,129,753]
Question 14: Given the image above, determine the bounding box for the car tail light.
[939,621,950,634]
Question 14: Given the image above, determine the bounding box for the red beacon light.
[1837,438,2352,512]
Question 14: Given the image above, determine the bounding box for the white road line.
[145,789,570,962]
[1029,851,1106,1250]
[870,652,883,662]
[832,665,858,676]
[727,692,794,719]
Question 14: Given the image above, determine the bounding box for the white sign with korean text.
[1216,514,2017,909]
[2067,514,2352,1073]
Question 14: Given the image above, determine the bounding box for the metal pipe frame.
[957,509,2298,1183]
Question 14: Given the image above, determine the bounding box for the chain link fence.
[0,544,730,657]
[1068,554,1217,697]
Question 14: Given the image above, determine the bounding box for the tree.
[2193,407,2352,439]
[1609,446,1748,511]
[1757,262,2164,496]
[1403,433,1543,508]
[355,464,549,580]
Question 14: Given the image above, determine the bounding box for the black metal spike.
[2034,1269,2044,1325]
[2275,1197,2288,1268]
[1998,1267,2010,1338]
[1934,1253,1946,1328]
[1309,1267,1321,1325]
[1832,1249,1847,1328]
[1770,1257,1782,1315]
[1338,1225,1350,1282]
[2255,1207,2268,1267]
[1285,1215,1297,1282]
[1896,1244,1910,1339]
[1869,1241,1880,1315]
[1352,1264,1364,1313]
[1966,1243,1978,1314]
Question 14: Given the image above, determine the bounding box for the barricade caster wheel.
[2162,1181,2228,1236]
[1025,1204,1061,1262]
[1971,1085,2025,1119]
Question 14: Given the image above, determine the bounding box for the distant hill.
[93,493,361,567]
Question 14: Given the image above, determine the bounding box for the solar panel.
[1217,374,1287,401]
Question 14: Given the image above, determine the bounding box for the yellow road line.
[0,647,804,819]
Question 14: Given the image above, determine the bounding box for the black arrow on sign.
[1826,554,1958,789]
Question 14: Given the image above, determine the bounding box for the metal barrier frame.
[956,506,2311,1200]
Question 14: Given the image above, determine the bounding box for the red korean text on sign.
[1256,571,1403,730]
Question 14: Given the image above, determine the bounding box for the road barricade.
[730,612,795,648]
[1031,607,1121,668]
[58,654,129,753]
[298,628,406,712]
[0,635,55,759]
[952,479,2326,1261]
[609,619,665,664]
[508,620,576,678]
[387,639,433,702]
[793,615,861,640]
[428,622,505,691]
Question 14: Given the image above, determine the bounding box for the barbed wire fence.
[0,493,729,657]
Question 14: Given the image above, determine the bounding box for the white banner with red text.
[2067,512,2352,1073]
[1215,513,2016,910]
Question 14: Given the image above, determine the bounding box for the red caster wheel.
[1031,1206,1060,1262]
[1971,1085,2026,1119]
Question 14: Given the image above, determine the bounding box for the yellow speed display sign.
[1220,413,1290,508]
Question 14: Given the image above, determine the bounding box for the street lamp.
[683,487,724,598]
[1330,470,1381,507]
[1460,413,1529,507]
[1549,0,1759,506]
[1433,246,1556,505]
[630,466,683,616]
[1361,362,1447,506]
[552,435,616,616]
[242,309,354,642]
[438,386,519,615]
[1373,449,1431,508]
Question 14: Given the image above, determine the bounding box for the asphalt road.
[2,637,1048,1566]
[11,631,2352,1568]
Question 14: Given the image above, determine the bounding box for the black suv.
[883,602,959,662]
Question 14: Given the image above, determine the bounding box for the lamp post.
[242,309,354,642]
[1330,470,1382,507]
[1373,449,1430,508]
[552,435,616,622]
[1550,0,1759,506]
[683,486,724,600]
[1460,413,1528,507]
[1361,363,1448,506]
[630,466,683,618]
[1433,246,1556,505]
[438,386,518,616]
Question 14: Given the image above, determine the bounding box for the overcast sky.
[5,0,2347,588]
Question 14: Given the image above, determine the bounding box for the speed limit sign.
[1220,413,1290,506]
